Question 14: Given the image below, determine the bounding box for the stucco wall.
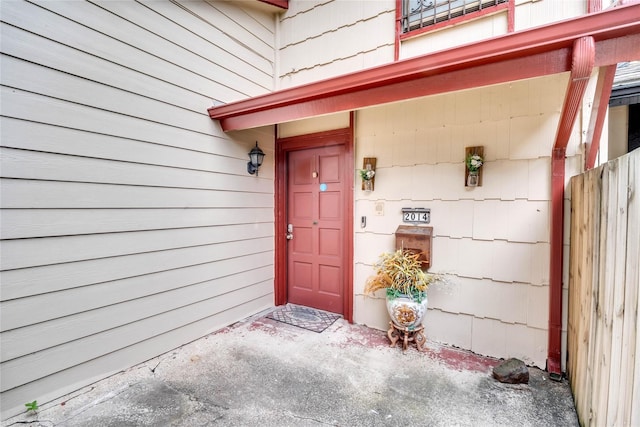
[353,74,582,368]
[0,0,276,419]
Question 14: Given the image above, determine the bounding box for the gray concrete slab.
[3,311,578,426]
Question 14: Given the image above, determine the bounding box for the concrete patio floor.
[3,309,579,427]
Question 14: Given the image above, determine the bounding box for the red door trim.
[274,118,355,322]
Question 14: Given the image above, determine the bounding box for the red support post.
[585,65,616,170]
[588,0,602,13]
[395,0,402,61]
[547,36,595,377]
[507,0,515,32]
[548,148,566,377]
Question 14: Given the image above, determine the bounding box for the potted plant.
[364,249,441,330]
[359,165,375,191]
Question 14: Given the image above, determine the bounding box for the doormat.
[266,304,341,333]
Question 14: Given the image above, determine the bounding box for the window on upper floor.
[401,0,509,33]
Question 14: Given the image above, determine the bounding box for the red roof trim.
[208,3,640,131]
[258,0,288,10]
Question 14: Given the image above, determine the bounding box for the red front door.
[286,144,347,314]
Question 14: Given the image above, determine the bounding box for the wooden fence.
[567,149,639,426]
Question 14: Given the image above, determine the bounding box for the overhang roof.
[610,61,640,106]
[208,3,640,131]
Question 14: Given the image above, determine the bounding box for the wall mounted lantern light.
[247,142,265,176]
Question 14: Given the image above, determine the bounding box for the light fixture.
[247,141,265,175]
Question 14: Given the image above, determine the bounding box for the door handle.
[286,224,293,240]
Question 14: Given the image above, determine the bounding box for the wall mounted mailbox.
[395,225,433,269]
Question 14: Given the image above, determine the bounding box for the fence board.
[608,155,630,426]
[568,171,593,422]
[625,156,639,427]
[568,150,639,426]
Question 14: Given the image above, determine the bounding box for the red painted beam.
[258,0,288,10]
[594,34,640,67]
[208,3,640,131]
[220,49,571,131]
[585,65,616,169]
[548,36,595,377]
[554,37,596,151]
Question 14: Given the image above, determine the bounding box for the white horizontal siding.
[1,87,229,153]
[0,280,273,391]
[0,149,271,193]
[2,55,214,134]
[0,294,273,420]
[0,24,214,114]
[1,254,273,332]
[2,269,273,359]
[1,225,274,271]
[97,0,274,90]
[1,180,272,212]
[1,0,272,102]
[0,0,276,419]
[0,117,248,171]
[1,232,273,302]
[0,206,273,240]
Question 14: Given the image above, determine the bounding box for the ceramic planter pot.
[386,294,428,329]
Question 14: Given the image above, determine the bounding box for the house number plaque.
[402,208,430,224]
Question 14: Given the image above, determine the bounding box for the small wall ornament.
[360,157,376,192]
[465,146,484,187]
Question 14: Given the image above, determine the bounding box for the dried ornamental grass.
[364,249,440,303]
